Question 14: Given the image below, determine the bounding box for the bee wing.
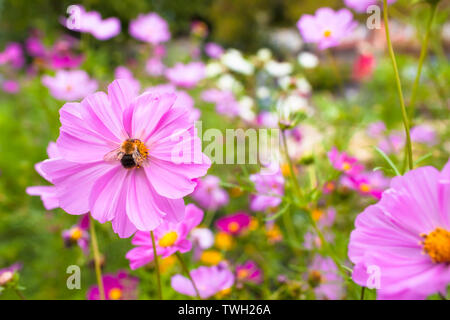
[132,150,147,166]
[103,148,122,162]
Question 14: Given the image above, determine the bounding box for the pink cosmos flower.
[42,70,98,101]
[201,89,240,117]
[341,171,390,199]
[344,0,397,13]
[348,161,450,299]
[411,124,437,146]
[40,79,210,238]
[26,142,60,210]
[249,168,284,212]
[297,8,357,50]
[171,264,234,299]
[235,261,263,285]
[191,175,229,211]
[328,147,364,176]
[126,204,204,269]
[87,270,138,300]
[367,121,386,139]
[145,84,200,122]
[216,212,251,235]
[66,5,121,40]
[48,51,84,70]
[165,62,206,88]
[129,12,171,44]
[26,35,46,57]
[62,214,90,254]
[205,42,224,59]
[307,256,344,300]
[145,57,166,76]
[114,66,140,95]
[378,132,405,154]
[2,80,19,94]
[0,263,22,287]
[0,42,24,69]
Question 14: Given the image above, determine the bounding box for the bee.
[104,139,149,169]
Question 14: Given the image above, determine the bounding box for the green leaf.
[265,203,291,221]
[373,146,401,176]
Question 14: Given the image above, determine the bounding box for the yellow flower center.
[70,227,83,241]
[228,221,240,233]
[237,269,250,280]
[66,84,73,92]
[215,232,234,251]
[311,209,323,222]
[421,228,450,263]
[342,162,351,171]
[323,30,332,38]
[359,183,371,193]
[200,250,223,265]
[108,288,122,300]
[216,287,231,298]
[158,231,178,247]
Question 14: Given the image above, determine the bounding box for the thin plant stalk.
[382,0,413,170]
[14,288,26,300]
[89,215,105,300]
[409,2,438,121]
[175,252,201,299]
[150,230,163,300]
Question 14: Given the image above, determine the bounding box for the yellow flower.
[215,232,234,251]
[200,250,223,266]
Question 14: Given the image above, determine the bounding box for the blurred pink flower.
[352,53,376,81]
[26,36,46,57]
[307,256,344,300]
[0,263,22,286]
[40,79,210,238]
[48,51,84,70]
[216,212,251,235]
[129,12,170,44]
[341,171,390,199]
[411,124,437,146]
[171,264,234,299]
[42,70,98,101]
[62,214,90,254]
[191,175,229,211]
[165,62,206,88]
[145,57,166,76]
[249,168,284,212]
[378,131,405,154]
[366,121,386,138]
[87,270,138,300]
[114,66,140,94]
[205,42,224,59]
[348,161,450,299]
[328,147,364,176]
[235,261,263,285]
[297,8,357,50]
[201,89,240,117]
[344,0,397,13]
[2,80,20,94]
[0,42,24,69]
[26,142,60,210]
[126,204,204,269]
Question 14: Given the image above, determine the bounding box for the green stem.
[14,288,26,300]
[89,216,105,300]
[280,129,302,200]
[175,252,201,299]
[150,231,163,300]
[382,0,413,171]
[360,286,366,300]
[409,2,438,121]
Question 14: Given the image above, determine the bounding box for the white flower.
[265,60,293,78]
[206,62,225,78]
[190,228,214,249]
[256,86,271,99]
[238,96,256,122]
[297,52,319,69]
[217,74,243,93]
[256,48,272,62]
[221,49,254,75]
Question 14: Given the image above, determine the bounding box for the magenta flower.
[62,214,90,254]
[205,42,224,59]
[87,270,138,300]
[26,142,60,210]
[0,42,24,69]
[191,175,229,211]
[411,124,437,146]
[42,70,98,101]
[145,84,200,122]
[129,12,170,44]
[126,204,204,269]
[26,35,46,57]
[165,62,206,89]
[297,8,356,50]
[201,89,240,118]
[0,263,22,287]
[249,168,284,212]
[66,6,121,40]
[341,171,390,199]
[171,264,234,299]
[235,261,263,285]
[344,0,397,13]
[216,212,251,235]
[348,161,450,299]
[2,80,19,94]
[328,147,364,176]
[40,79,210,238]
[307,256,344,300]
[378,132,405,154]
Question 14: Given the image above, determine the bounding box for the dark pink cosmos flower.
[0,42,24,69]
[40,79,210,238]
[216,212,251,236]
[2,80,20,94]
[62,214,90,255]
[341,171,390,200]
[235,261,263,285]
[87,270,138,300]
[348,160,450,299]
[126,204,204,269]
[328,147,364,177]
[26,142,60,210]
